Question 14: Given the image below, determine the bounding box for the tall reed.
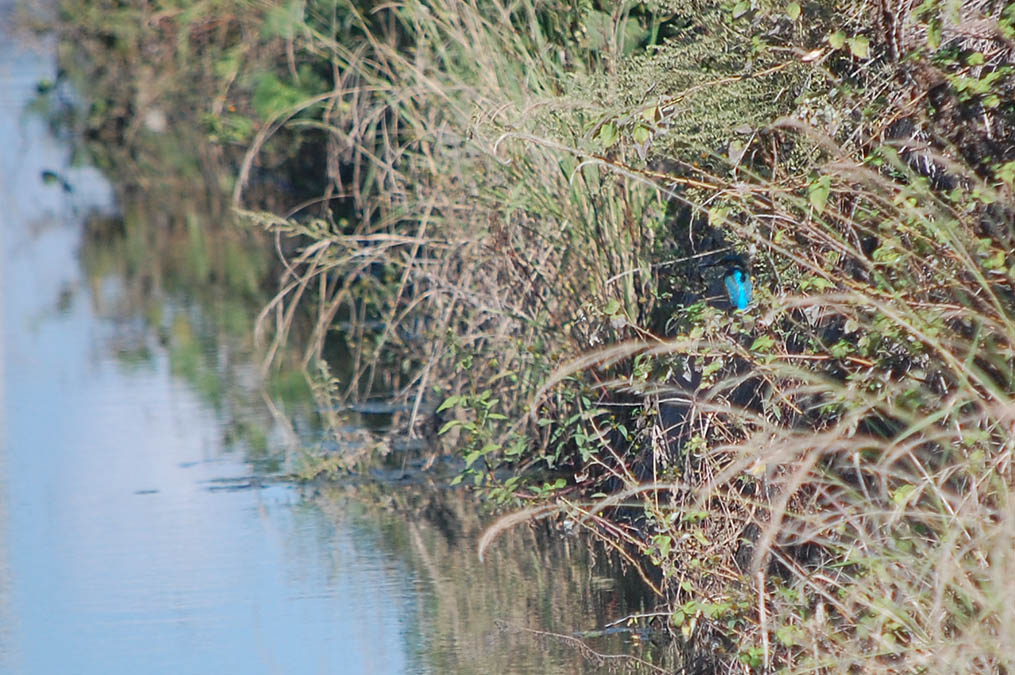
[240,0,1015,669]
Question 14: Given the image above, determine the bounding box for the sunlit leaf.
[997,161,1015,185]
[809,175,832,213]
[436,395,462,412]
[708,205,730,229]
[892,484,917,505]
[438,419,465,435]
[848,35,870,59]
[632,124,652,145]
[597,120,619,149]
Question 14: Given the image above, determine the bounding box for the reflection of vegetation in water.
[59,72,324,469]
[78,195,315,471]
[313,482,681,674]
[47,0,330,213]
[46,0,373,472]
[38,0,345,473]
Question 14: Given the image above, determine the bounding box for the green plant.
[67,0,1015,670]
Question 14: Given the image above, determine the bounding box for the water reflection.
[2,14,414,673]
[316,482,680,674]
[1,8,677,674]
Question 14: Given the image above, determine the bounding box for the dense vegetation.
[53,0,1015,670]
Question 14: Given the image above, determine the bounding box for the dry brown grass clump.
[225,0,1015,670]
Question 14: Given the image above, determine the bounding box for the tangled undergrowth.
[244,0,1015,671]
[54,0,1015,670]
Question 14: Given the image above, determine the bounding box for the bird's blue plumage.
[724,268,753,310]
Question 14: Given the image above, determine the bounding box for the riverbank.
[49,0,1015,671]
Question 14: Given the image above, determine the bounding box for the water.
[0,17,411,674]
[0,9,674,675]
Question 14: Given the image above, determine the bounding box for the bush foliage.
[58,0,1015,670]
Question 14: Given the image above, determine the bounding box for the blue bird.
[703,255,753,311]
[723,265,753,311]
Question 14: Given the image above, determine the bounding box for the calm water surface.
[0,8,672,675]
[0,17,411,675]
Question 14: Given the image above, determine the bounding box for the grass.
[252,0,1015,670]
[54,0,1015,670]
[261,1,1014,670]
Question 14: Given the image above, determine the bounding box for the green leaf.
[682,509,709,523]
[997,161,1015,185]
[809,175,832,213]
[776,624,803,646]
[436,395,462,413]
[984,248,1005,270]
[632,124,652,145]
[785,2,801,20]
[972,187,997,204]
[848,35,870,59]
[750,334,776,352]
[830,340,853,358]
[800,275,834,292]
[702,359,722,377]
[653,534,673,557]
[708,205,730,229]
[579,10,612,50]
[438,419,465,435]
[927,20,941,48]
[622,17,650,54]
[828,31,846,49]
[892,483,916,505]
[597,121,619,149]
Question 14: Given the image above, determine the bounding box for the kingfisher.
[724,263,753,310]
[705,255,753,311]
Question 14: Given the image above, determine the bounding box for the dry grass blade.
[477,503,561,562]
